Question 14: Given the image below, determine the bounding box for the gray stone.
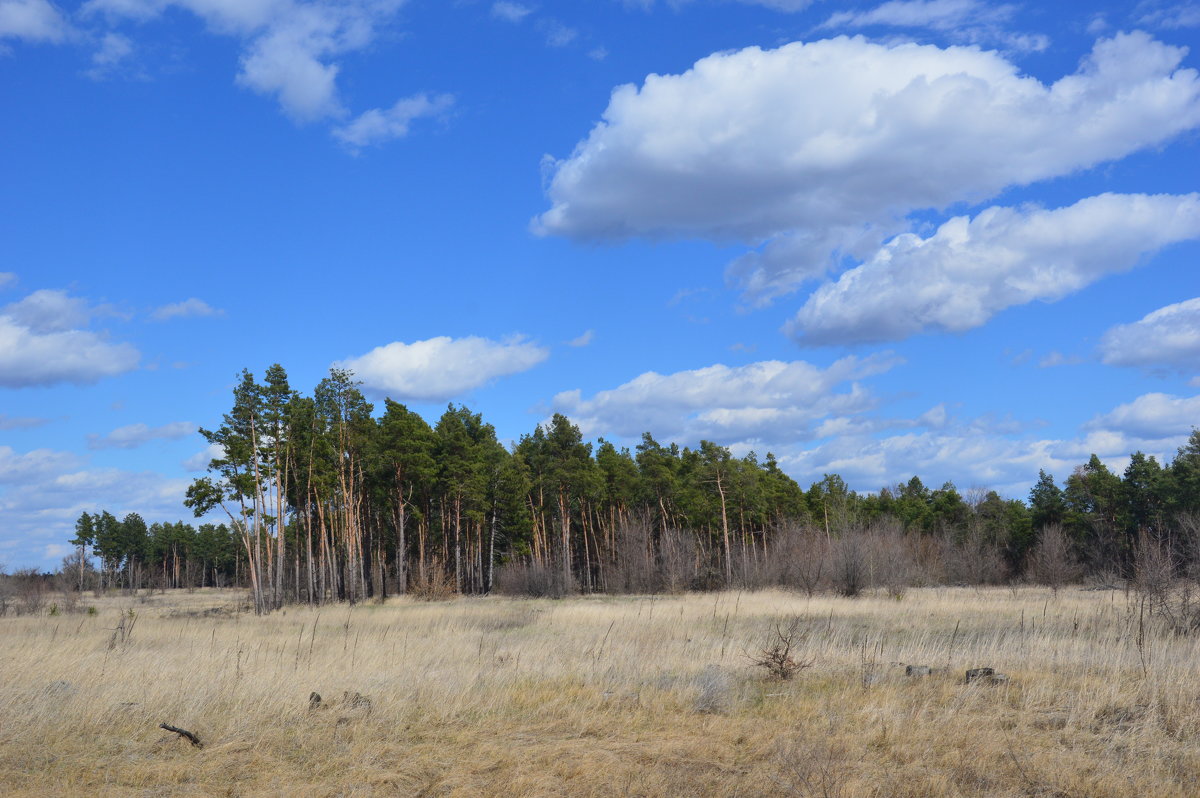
[964,667,1008,685]
[905,665,931,677]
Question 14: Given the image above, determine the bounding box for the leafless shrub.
[12,568,47,615]
[1134,533,1200,635]
[831,535,867,598]
[1176,513,1200,581]
[939,522,1008,586]
[749,618,813,680]
[408,559,457,601]
[1084,520,1124,579]
[659,528,699,593]
[52,569,82,614]
[0,565,9,617]
[768,522,829,596]
[605,521,699,594]
[492,559,575,598]
[609,519,657,593]
[1026,524,1082,592]
[1135,536,1176,611]
[864,519,915,599]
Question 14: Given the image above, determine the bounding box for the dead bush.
[1134,535,1200,634]
[492,559,575,598]
[407,560,457,601]
[831,535,867,598]
[1026,524,1082,592]
[765,523,829,596]
[865,519,916,599]
[659,528,699,593]
[12,568,47,615]
[749,618,813,680]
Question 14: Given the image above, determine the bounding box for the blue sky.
[2,0,1199,569]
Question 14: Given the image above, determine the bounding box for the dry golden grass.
[2,586,1199,797]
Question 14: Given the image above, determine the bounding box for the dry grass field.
[2,586,1199,797]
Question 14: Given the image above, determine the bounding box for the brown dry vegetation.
[2,587,1199,797]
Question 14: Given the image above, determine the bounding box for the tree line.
[63,365,1200,611]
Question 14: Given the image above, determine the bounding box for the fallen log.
[159,723,203,748]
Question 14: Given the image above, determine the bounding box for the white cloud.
[183,442,225,472]
[333,92,454,149]
[83,0,411,123]
[3,288,92,332]
[536,33,1200,304]
[0,447,191,569]
[551,353,900,443]
[1099,297,1200,374]
[334,335,549,401]
[0,0,70,42]
[621,0,815,10]
[85,31,134,80]
[1084,392,1200,441]
[0,273,14,289]
[87,421,197,450]
[780,429,1066,493]
[786,193,1200,345]
[151,297,224,321]
[775,394,1194,495]
[0,446,81,484]
[491,1,532,22]
[0,315,139,388]
[43,543,71,559]
[538,18,577,47]
[821,0,1011,30]
[567,329,595,347]
[740,0,813,8]
[0,288,137,387]
[816,0,1046,51]
[0,414,50,430]
[1140,2,1200,29]
[1038,351,1083,368]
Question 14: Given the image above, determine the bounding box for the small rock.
[905,665,931,677]
[309,692,323,710]
[965,667,1008,685]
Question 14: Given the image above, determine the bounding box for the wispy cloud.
[0,414,51,430]
[538,18,577,47]
[492,1,533,23]
[87,421,198,450]
[0,0,71,44]
[817,0,1047,52]
[1138,2,1200,29]
[1038,351,1083,368]
[567,329,595,347]
[151,297,224,321]
[79,0,448,147]
[334,93,454,150]
[84,32,134,80]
